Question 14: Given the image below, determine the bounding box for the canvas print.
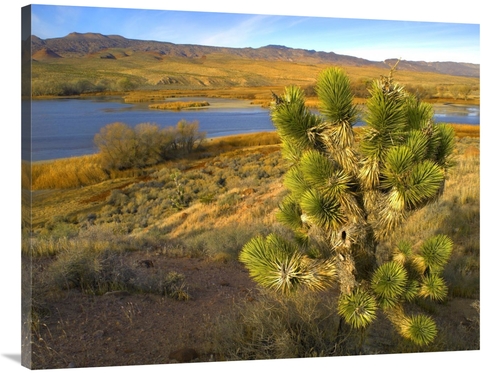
[21,3,480,370]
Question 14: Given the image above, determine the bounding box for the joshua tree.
[239,66,455,347]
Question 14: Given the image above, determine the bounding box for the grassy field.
[25,126,480,260]
[23,125,479,368]
[25,125,478,233]
[31,50,480,104]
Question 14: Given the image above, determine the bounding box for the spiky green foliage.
[358,71,455,241]
[392,240,413,265]
[359,79,407,165]
[404,96,435,134]
[403,280,420,302]
[276,195,304,232]
[300,150,338,188]
[419,274,448,301]
[239,234,301,294]
[433,124,456,169]
[400,315,438,346]
[316,67,358,125]
[381,151,444,211]
[371,261,408,308]
[271,85,323,151]
[338,289,378,329]
[239,234,336,294]
[283,166,309,200]
[420,234,453,274]
[240,66,456,349]
[300,188,345,232]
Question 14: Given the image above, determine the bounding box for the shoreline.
[31,90,480,108]
[29,131,279,164]
[29,123,479,165]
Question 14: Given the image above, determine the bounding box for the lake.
[27,97,480,161]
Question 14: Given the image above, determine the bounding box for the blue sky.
[30,4,480,64]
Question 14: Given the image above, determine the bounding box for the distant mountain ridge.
[29,32,479,78]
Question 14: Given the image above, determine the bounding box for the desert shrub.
[94,120,206,170]
[117,77,139,91]
[134,122,170,167]
[199,192,216,204]
[94,122,138,170]
[45,240,190,298]
[48,248,134,294]
[209,132,280,148]
[215,191,242,216]
[350,78,371,98]
[256,169,270,180]
[405,84,436,99]
[32,79,105,96]
[154,240,206,258]
[107,189,129,206]
[133,269,189,300]
[38,215,79,239]
[210,290,343,360]
[45,222,79,239]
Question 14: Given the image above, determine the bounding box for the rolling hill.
[25,32,480,98]
[29,32,478,77]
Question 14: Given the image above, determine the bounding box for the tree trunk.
[331,220,377,295]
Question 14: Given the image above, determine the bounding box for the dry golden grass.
[148,101,210,110]
[153,179,285,241]
[27,125,478,238]
[208,132,281,149]
[30,177,136,228]
[31,154,109,190]
[449,124,480,138]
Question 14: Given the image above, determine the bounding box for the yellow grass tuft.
[449,124,480,138]
[209,132,281,149]
[32,154,109,190]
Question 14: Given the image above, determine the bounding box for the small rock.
[137,259,155,268]
[168,348,199,363]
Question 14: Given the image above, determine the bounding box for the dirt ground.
[28,252,479,370]
[29,253,257,369]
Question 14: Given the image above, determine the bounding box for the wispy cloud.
[29,5,479,63]
[199,14,275,47]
